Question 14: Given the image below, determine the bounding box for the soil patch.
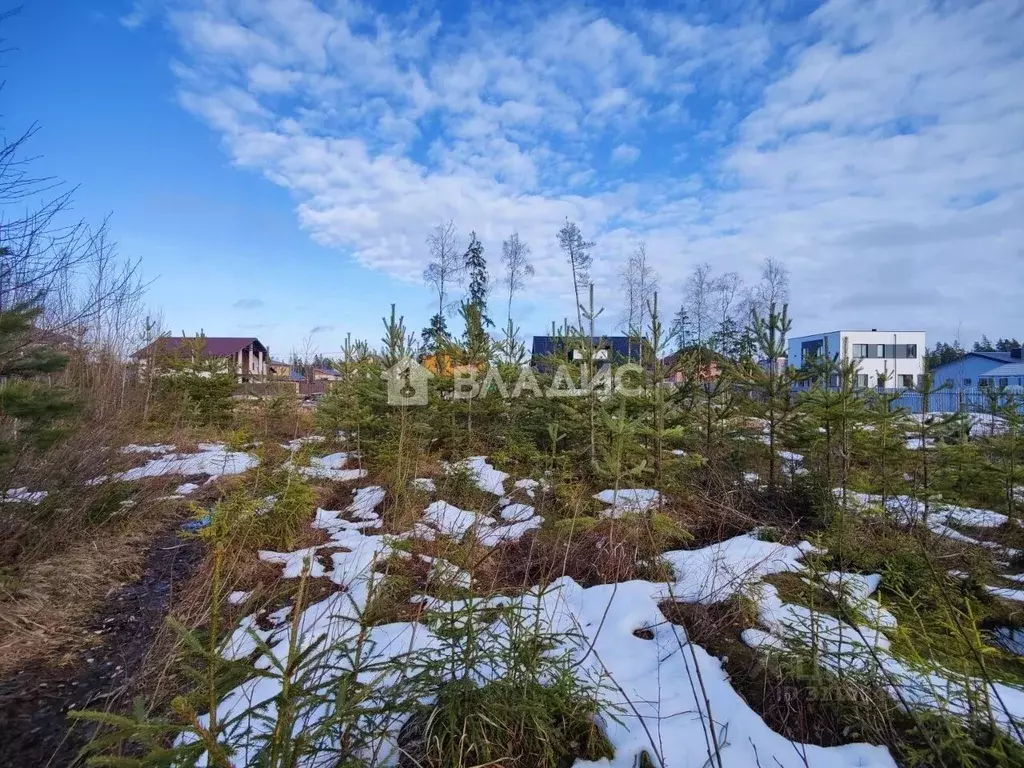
[0,524,204,768]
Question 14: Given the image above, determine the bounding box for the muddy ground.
[0,526,203,768]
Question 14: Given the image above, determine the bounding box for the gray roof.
[980,362,1024,378]
[968,351,1019,364]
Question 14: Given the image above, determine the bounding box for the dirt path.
[0,526,204,768]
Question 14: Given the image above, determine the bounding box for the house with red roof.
[133,336,269,382]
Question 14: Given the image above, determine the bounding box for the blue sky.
[5,0,1024,359]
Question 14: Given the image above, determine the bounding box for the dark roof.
[531,336,644,360]
[967,351,1019,364]
[133,336,267,359]
[316,367,342,377]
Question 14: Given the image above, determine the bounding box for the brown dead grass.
[0,497,189,675]
[481,516,671,590]
[660,598,861,747]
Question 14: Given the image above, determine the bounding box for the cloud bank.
[160,0,1024,340]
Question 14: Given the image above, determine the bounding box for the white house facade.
[788,329,926,389]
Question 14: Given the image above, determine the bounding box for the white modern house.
[788,329,926,389]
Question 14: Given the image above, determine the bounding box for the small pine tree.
[745,302,800,489]
[421,313,450,353]
[985,389,1023,521]
[800,340,866,501]
[861,374,909,510]
[0,295,77,471]
[157,334,238,426]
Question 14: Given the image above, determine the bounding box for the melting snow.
[660,535,816,604]
[412,478,436,492]
[500,503,536,522]
[418,499,543,546]
[478,515,544,546]
[348,486,386,520]
[595,488,661,516]
[114,444,256,481]
[259,548,327,579]
[206,524,896,768]
[1,487,47,504]
[184,471,1024,767]
[993,627,1024,656]
[513,478,547,498]
[297,452,367,482]
[423,501,488,540]
[446,456,509,495]
[746,582,1024,738]
[121,443,175,454]
[985,585,1024,602]
[284,436,326,451]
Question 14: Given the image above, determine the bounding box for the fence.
[865,387,1020,415]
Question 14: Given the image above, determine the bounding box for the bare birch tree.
[422,220,463,349]
[500,231,533,328]
[682,262,714,347]
[748,256,790,318]
[619,242,659,358]
[556,219,594,331]
[711,271,744,358]
[423,220,462,319]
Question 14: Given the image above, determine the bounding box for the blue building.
[979,361,1024,390]
[531,336,644,369]
[930,350,1022,390]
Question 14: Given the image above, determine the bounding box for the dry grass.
[659,597,897,748]
[0,496,188,675]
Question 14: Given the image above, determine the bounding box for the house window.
[963,378,972,386]
[999,377,1009,388]
[906,344,917,359]
[901,374,914,388]
[980,378,991,388]
[876,344,886,358]
[801,339,824,362]
[852,344,869,358]
[856,374,869,388]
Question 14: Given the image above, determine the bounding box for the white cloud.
[610,144,641,165]
[159,0,1024,342]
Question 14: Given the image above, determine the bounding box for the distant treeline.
[927,335,1022,368]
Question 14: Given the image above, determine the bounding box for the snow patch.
[595,488,661,516]
[1,487,47,504]
[114,444,256,481]
[411,477,436,492]
[660,534,815,604]
[446,456,508,496]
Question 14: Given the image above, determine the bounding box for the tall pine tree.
[463,231,492,328]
